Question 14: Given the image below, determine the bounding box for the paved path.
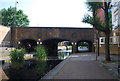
[53,61,116,79]
[0,62,9,80]
[42,53,119,80]
[0,69,9,80]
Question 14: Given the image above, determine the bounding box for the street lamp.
[75,42,77,45]
[71,42,74,45]
[18,41,21,44]
[40,42,42,45]
[14,1,18,27]
[15,1,19,9]
[38,38,42,45]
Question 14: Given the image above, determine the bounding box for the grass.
[101,59,118,64]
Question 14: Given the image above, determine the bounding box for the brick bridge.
[11,27,95,57]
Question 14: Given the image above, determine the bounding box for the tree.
[103,2,112,61]
[82,1,112,61]
[0,6,29,27]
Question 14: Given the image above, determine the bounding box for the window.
[116,36,120,44]
[113,14,118,29]
[113,1,119,12]
[99,37,105,44]
[113,36,116,44]
[99,36,120,45]
[101,39,104,42]
[109,37,118,44]
[109,36,119,44]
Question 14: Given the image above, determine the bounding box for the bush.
[10,48,26,68]
[36,46,47,61]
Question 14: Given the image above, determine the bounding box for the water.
[58,50,71,59]
[78,48,89,52]
[57,48,89,59]
[2,49,75,80]
[3,59,62,81]
[0,62,2,68]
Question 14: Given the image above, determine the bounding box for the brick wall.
[97,8,104,23]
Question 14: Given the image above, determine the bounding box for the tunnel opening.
[77,40,92,53]
[20,39,37,53]
[58,41,72,59]
[58,41,72,51]
[42,38,72,59]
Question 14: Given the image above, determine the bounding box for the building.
[97,1,120,54]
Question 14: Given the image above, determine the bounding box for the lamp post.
[10,1,18,50]
[97,30,100,56]
[14,1,18,27]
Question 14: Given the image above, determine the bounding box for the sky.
[0,0,92,28]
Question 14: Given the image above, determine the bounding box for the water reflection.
[58,50,72,59]
[78,47,89,52]
[57,48,89,59]
[35,61,46,75]
[4,59,62,81]
[58,41,72,59]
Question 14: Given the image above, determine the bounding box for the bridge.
[11,27,95,57]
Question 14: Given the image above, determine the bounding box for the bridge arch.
[19,39,37,52]
[42,37,72,58]
[11,27,95,54]
[77,40,93,52]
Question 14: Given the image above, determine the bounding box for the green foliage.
[86,2,103,12]
[82,2,112,32]
[101,60,117,64]
[78,42,89,46]
[82,2,103,28]
[83,2,112,61]
[82,14,94,25]
[10,48,26,68]
[36,46,47,61]
[0,6,29,27]
[82,14,104,31]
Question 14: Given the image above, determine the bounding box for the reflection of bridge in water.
[58,48,89,59]
[11,27,96,57]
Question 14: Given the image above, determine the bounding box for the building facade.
[98,1,120,54]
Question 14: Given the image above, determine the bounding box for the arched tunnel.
[20,39,37,52]
[77,40,93,52]
[19,38,94,57]
[42,38,72,58]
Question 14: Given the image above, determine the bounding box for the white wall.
[0,25,11,46]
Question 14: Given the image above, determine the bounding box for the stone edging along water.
[41,56,70,79]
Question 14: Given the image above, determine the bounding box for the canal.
[3,45,89,81]
[3,49,72,81]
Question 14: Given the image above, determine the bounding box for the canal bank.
[41,53,119,80]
